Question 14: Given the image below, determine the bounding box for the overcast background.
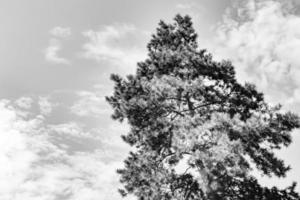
[1,0,300,199]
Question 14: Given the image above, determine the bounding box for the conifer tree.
[107,15,300,200]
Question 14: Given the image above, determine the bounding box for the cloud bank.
[0,98,131,200]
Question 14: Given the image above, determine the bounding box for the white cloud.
[0,98,130,200]
[212,0,300,110]
[0,99,47,199]
[45,39,70,65]
[50,26,72,38]
[82,24,148,72]
[71,90,111,117]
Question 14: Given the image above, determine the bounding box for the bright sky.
[0,0,300,199]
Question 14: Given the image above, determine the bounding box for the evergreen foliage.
[107,15,300,200]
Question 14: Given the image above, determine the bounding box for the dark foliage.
[107,15,300,200]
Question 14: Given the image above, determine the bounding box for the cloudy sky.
[1,0,300,199]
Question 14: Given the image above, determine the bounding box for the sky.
[0,0,300,199]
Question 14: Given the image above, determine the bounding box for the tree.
[107,15,300,200]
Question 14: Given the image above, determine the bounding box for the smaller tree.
[107,15,300,200]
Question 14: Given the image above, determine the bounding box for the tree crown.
[107,14,300,200]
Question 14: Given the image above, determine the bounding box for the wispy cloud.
[82,23,148,72]
[50,26,72,38]
[45,26,72,65]
[70,90,111,117]
[49,122,96,139]
[176,3,193,10]
[45,39,70,65]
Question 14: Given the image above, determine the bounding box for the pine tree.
[107,15,300,200]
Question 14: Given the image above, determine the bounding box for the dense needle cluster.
[107,15,300,200]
